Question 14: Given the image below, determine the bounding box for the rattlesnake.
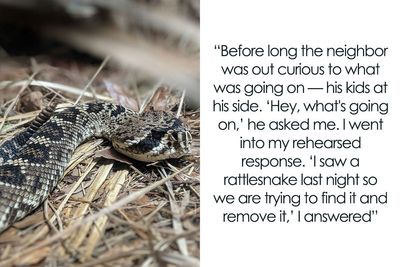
[0,102,192,232]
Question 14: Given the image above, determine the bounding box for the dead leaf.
[104,80,139,111]
[144,85,171,111]
[18,90,43,112]
[94,147,133,165]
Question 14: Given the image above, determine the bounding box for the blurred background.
[0,0,199,108]
[0,0,200,266]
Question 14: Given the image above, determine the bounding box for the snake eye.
[151,129,166,140]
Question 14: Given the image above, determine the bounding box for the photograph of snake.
[0,0,199,266]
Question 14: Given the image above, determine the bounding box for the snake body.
[0,102,191,232]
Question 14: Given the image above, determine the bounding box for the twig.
[0,80,112,101]
[75,248,149,267]
[74,56,110,105]
[176,89,186,118]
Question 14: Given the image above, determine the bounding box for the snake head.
[111,111,192,162]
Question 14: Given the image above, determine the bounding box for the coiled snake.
[0,102,192,232]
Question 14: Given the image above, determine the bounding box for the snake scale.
[0,102,191,232]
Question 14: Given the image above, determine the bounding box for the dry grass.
[0,1,199,265]
[0,65,200,266]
